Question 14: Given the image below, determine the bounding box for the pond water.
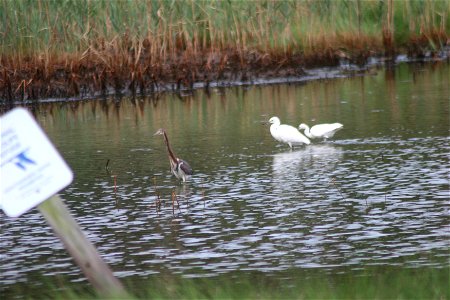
[1,62,449,295]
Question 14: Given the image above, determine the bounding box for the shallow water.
[1,62,449,294]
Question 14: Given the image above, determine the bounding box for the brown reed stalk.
[151,192,161,214]
[1,0,447,102]
[172,190,180,210]
[150,177,162,213]
[382,0,395,57]
[171,191,175,216]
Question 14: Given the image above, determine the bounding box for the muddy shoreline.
[2,0,449,108]
[1,47,449,108]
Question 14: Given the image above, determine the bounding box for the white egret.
[269,116,310,148]
[154,128,193,182]
[298,123,343,140]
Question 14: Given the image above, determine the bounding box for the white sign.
[0,108,73,217]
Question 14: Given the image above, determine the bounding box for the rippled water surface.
[1,62,449,293]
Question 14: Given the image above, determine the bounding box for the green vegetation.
[1,0,448,56]
[0,0,448,101]
[126,267,450,299]
[4,266,448,299]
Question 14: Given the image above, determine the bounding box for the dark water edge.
[1,266,448,299]
[1,52,449,112]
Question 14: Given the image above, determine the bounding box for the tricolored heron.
[298,123,343,140]
[268,116,310,148]
[154,128,193,182]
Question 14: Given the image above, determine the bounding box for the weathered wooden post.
[38,195,127,297]
[1,108,128,298]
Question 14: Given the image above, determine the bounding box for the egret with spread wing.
[154,128,193,182]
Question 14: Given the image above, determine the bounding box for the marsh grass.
[1,0,448,101]
[4,266,448,299]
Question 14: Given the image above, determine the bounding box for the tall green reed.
[1,0,447,59]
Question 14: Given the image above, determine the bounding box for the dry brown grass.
[1,0,448,102]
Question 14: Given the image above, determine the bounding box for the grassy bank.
[126,267,450,299]
[1,0,448,102]
[3,266,448,299]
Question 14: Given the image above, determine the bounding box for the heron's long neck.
[162,132,178,163]
[303,125,312,138]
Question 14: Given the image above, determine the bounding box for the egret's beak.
[261,120,269,125]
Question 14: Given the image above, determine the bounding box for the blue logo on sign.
[1,149,36,171]
[13,151,37,170]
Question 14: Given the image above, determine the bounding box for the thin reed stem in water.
[330,177,346,201]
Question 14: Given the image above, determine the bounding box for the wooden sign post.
[38,195,128,297]
[1,108,128,297]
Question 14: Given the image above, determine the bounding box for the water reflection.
[272,145,343,194]
[1,62,449,296]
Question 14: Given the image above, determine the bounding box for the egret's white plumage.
[298,123,343,140]
[269,116,310,148]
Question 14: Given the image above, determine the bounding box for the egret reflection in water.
[271,145,344,192]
